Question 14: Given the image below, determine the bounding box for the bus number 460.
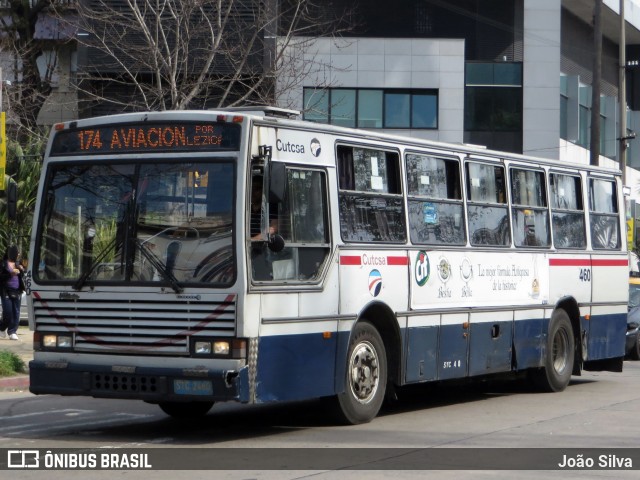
[579,268,591,282]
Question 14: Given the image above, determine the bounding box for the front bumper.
[29,360,250,403]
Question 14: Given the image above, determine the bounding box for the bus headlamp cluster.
[191,338,247,359]
[194,341,228,355]
[40,333,74,349]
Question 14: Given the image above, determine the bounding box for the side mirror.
[268,234,285,253]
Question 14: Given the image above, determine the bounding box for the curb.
[0,374,29,392]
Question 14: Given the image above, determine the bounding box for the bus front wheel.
[158,401,214,418]
[532,309,575,392]
[334,321,387,425]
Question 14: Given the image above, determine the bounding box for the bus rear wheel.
[333,321,387,425]
[532,309,575,392]
[158,401,214,418]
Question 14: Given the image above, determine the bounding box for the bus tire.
[158,401,214,418]
[334,321,387,425]
[532,309,575,392]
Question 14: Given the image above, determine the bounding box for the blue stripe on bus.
[586,312,626,359]
[253,312,626,403]
[513,317,546,370]
[468,320,513,376]
[255,332,341,402]
[405,326,438,382]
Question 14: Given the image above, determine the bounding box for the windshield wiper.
[135,238,183,293]
[72,237,120,291]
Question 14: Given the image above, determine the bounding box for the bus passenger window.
[549,173,586,249]
[510,168,550,248]
[466,162,510,246]
[406,153,464,245]
[589,178,620,250]
[337,145,406,243]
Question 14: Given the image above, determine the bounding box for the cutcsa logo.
[310,138,321,157]
[368,269,382,297]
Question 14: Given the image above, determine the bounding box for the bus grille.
[31,293,236,355]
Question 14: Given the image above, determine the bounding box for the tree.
[70,0,353,113]
[0,1,73,140]
[0,134,45,258]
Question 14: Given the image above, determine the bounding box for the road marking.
[0,409,92,420]
[0,411,154,438]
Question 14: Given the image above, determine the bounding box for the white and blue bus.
[27,107,628,424]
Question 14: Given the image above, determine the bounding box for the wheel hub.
[552,328,569,374]
[349,341,379,404]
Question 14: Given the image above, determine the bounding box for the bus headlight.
[194,341,212,354]
[40,333,73,349]
[57,335,73,348]
[190,338,247,359]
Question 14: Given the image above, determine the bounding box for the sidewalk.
[0,325,33,391]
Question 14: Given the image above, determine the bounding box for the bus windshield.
[35,160,235,288]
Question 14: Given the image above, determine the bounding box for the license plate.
[173,379,213,396]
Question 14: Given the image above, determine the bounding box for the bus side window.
[510,168,550,248]
[337,145,406,243]
[549,173,586,249]
[589,178,620,250]
[466,162,510,247]
[251,168,330,282]
[405,153,465,245]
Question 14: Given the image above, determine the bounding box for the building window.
[303,88,438,129]
[330,89,356,128]
[560,75,568,140]
[578,85,591,148]
[385,92,411,128]
[464,62,523,153]
[358,90,383,128]
[303,89,329,123]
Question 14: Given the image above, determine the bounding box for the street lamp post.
[620,0,628,188]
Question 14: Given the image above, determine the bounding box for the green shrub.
[0,351,27,377]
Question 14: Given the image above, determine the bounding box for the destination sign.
[50,121,241,155]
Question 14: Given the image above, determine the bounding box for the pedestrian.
[0,245,25,340]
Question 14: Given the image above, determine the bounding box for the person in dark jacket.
[0,245,25,340]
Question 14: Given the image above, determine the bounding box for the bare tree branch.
[0,0,72,138]
[69,0,354,113]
